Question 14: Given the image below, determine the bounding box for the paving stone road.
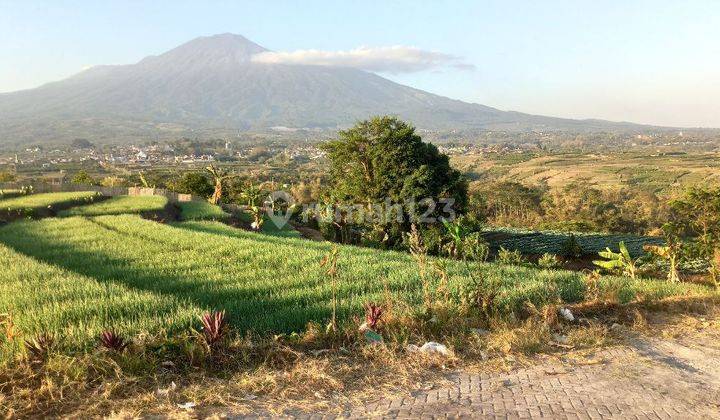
[338,334,720,419]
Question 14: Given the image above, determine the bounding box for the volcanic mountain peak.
[0,33,660,146]
[139,33,268,68]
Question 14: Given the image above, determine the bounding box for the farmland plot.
[0,215,709,353]
[0,191,102,220]
[58,195,168,217]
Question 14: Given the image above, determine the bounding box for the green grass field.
[58,195,168,217]
[177,200,229,220]
[0,189,23,200]
[235,209,302,238]
[0,191,100,212]
[0,214,712,354]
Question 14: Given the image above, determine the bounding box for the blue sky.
[1,0,719,127]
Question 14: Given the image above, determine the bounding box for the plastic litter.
[408,341,451,356]
[559,307,575,322]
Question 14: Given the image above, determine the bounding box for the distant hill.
[0,33,662,146]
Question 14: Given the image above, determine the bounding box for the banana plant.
[593,241,641,279]
[206,165,244,205]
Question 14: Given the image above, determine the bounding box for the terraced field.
[0,213,711,355]
[0,191,102,220]
[453,152,720,192]
[58,195,168,217]
[177,200,230,220]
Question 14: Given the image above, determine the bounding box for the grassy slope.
[0,215,711,352]
[58,195,168,217]
[236,210,302,238]
[177,200,229,221]
[0,191,100,211]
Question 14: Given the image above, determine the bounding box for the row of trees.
[469,180,669,235]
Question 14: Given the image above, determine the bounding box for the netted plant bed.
[481,227,664,258]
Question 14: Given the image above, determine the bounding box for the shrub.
[538,253,561,269]
[364,302,383,330]
[617,285,636,304]
[553,272,586,303]
[561,234,584,258]
[497,246,524,265]
[200,311,229,348]
[463,232,490,262]
[25,333,54,362]
[99,330,129,352]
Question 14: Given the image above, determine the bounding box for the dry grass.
[3,295,717,418]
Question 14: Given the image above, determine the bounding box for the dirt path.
[336,333,720,419]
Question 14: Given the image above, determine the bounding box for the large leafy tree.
[669,186,720,285]
[169,172,214,198]
[321,116,467,242]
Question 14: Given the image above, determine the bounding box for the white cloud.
[251,46,474,73]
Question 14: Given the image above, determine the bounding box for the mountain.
[0,33,658,145]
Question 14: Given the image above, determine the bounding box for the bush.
[553,272,586,303]
[169,172,214,198]
[462,232,489,262]
[561,234,584,258]
[537,253,562,269]
[617,286,636,304]
[496,247,524,265]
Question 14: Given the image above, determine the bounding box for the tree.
[670,187,720,286]
[0,171,15,183]
[72,170,95,185]
[170,172,213,198]
[321,116,467,243]
[70,138,94,149]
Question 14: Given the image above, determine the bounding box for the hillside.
[0,34,658,146]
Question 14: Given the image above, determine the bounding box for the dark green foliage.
[669,186,720,285]
[561,234,584,258]
[481,227,660,258]
[321,116,467,243]
[70,138,93,149]
[169,172,214,198]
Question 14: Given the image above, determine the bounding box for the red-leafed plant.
[99,330,129,352]
[25,332,54,362]
[364,302,383,330]
[200,310,228,347]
